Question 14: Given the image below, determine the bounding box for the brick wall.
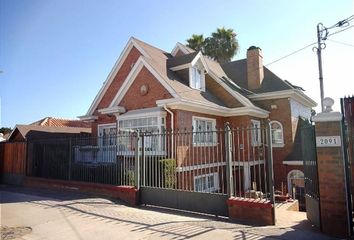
[24,177,139,206]
[95,47,142,111]
[314,120,349,237]
[119,66,172,111]
[227,197,274,225]
[255,98,301,192]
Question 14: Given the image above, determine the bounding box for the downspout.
[163,105,174,158]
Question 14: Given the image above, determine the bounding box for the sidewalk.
[0,185,336,240]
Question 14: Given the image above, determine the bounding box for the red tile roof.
[30,117,91,128]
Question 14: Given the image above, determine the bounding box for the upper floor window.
[190,67,202,89]
[192,116,217,146]
[270,120,284,147]
[251,120,261,146]
[98,123,116,146]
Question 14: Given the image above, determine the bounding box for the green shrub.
[159,159,176,189]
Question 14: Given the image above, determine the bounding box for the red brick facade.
[89,44,309,196]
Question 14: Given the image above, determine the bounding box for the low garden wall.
[23,177,139,206]
[227,197,275,225]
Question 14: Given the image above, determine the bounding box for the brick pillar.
[312,98,351,238]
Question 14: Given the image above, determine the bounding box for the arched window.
[287,170,304,196]
[270,120,284,147]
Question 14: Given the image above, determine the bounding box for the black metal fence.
[26,123,274,200]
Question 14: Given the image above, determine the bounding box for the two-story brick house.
[79,37,316,196]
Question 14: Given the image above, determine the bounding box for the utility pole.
[314,15,354,112]
[315,23,326,112]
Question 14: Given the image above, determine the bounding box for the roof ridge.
[132,37,169,54]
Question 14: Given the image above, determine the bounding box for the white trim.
[118,107,167,120]
[312,111,342,122]
[170,63,191,71]
[191,52,208,73]
[156,98,269,118]
[77,115,98,121]
[176,160,265,172]
[249,89,317,108]
[86,37,151,116]
[109,57,179,108]
[192,116,217,146]
[98,106,126,115]
[270,120,284,147]
[97,123,116,136]
[194,172,219,192]
[171,42,194,56]
[283,160,303,166]
[251,119,261,146]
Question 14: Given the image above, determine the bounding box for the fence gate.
[301,123,321,229]
[138,125,273,217]
[341,96,354,234]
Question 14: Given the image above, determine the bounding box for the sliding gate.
[137,124,274,217]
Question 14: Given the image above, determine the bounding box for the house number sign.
[316,136,341,147]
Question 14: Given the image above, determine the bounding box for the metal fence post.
[68,138,72,181]
[266,120,275,204]
[225,122,233,197]
[134,131,140,189]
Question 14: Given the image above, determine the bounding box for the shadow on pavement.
[1,185,336,240]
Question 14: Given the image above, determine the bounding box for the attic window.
[191,67,202,89]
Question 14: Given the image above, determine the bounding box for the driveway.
[0,185,335,240]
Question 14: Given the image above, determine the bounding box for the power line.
[265,42,316,67]
[327,39,354,48]
[327,25,354,37]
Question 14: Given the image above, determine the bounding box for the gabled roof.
[171,42,196,56]
[84,37,315,119]
[8,125,91,141]
[31,117,91,128]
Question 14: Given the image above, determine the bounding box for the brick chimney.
[247,46,264,90]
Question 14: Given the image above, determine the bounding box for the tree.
[186,27,239,63]
[0,127,12,134]
[186,34,205,53]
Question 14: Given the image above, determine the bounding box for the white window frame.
[117,110,166,155]
[188,62,205,91]
[97,123,117,146]
[194,172,220,193]
[250,120,261,146]
[192,116,217,146]
[270,120,284,147]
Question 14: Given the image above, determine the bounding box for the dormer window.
[189,63,205,91]
[191,67,202,89]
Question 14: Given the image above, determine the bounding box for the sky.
[1,0,353,128]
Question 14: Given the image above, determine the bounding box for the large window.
[192,116,217,146]
[270,120,284,147]
[98,123,116,146]
[251,120,261,146]
[194,172,219,193]
[118,110,166,154]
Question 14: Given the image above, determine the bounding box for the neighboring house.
[8,125,91,142]
[79,37,316,195]
[30,117,91,128]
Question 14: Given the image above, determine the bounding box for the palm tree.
[205,27,239,63]
[186,34,205,53]
[186,27,239,63]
